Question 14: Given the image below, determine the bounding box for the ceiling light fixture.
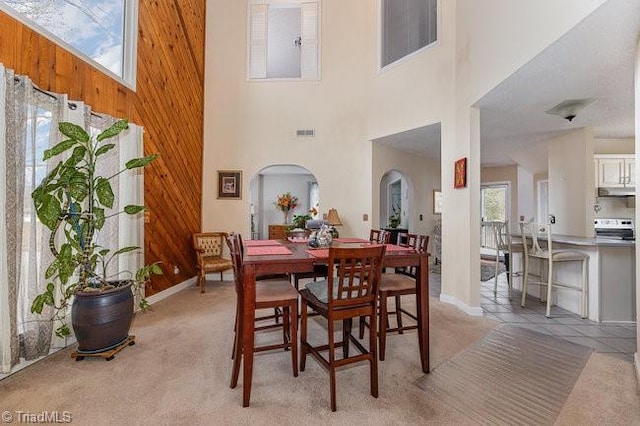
[545,98,596,122]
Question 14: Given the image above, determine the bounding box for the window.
[0,0,138,88]
[248,0,320,80]
[481,184,508,222]
[381,0,437,69]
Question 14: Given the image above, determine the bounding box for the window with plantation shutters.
[247,0,320,80]
[381,0,437,69]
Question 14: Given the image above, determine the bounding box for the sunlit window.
[0,0,138,87]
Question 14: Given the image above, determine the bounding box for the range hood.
[598,187,636,197]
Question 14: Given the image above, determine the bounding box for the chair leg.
[283,306,291,349]
[343,319,352,358]
[290,302,298,377]
[493,253,499,296]
[379,292,388,361]
[300,300,308,372]
[359,316,365,339]
[505,253,512,301]
[521,255,529,307]
[581,258,588,319]
[219,271,223,281]
[328,317,337,412]
[395,295,403,334]
[369,311,379,399]
[200,271,205,293]
[545,260,553,318]
[230,315,243,389]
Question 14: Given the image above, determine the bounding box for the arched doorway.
[249,164,320,239]
[379,170,412,243]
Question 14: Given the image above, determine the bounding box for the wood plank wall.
[0,0,206,295]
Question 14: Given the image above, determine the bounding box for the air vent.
[296,129,315,137]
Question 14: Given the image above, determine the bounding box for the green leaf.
[68,170,89,201]
[55,324,71,338]
[35,193,62,231]
[97,120,129,141]
[58,122,89,142]
[99,248,110,256]
[57,244,75,284]
[150,263,163,275]
[46,282,55,293]
[95,177,114,208]
[124,205,145,215]
[45,260,58,279]
[65,146,87,166]
[93,207,105,230]
[43,139,78,160]
[126,153,159,169]
[112,246,139,257]
[95,143,116,157]
[31,294,45,314]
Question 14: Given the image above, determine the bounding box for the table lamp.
[326,208,342,238]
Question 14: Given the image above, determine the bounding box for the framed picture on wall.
[454,157,467,189]
[433,189,442,214]
[217,170,242,199]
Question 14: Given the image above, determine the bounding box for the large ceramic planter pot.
[71,280,134,353]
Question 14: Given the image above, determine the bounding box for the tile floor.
[429,266,637,362]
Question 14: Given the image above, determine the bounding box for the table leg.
[416,253,430,373]
[242,265,257,407]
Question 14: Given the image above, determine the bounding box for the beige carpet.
[0,280,639,425]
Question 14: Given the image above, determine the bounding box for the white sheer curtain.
[0,64,144,374]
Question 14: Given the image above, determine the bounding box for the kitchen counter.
[511,233,635,323]
[551,234,635,247]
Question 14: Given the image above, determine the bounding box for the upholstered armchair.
[193,232,233,293]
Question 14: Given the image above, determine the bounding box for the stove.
[594,218,635,240]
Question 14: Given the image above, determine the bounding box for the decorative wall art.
[433,189,442,214]
[454,158,467,189]
[217,170,242,199]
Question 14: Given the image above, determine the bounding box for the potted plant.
[30,120,161,354]
[292,213,312,230]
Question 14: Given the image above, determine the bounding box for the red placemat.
[244,239,282,247]
[335,238,369,243]
[385,244,416,253]
[305,249,329,258]
[246,246,293,256]
[287,237,309,243]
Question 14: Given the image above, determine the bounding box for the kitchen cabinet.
[594,155,634,188]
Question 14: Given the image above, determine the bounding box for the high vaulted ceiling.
[377,0,639,174]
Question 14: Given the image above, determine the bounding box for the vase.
[283,210,290,224]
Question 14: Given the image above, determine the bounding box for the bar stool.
[520,222,589,318]
[487,221,526,301]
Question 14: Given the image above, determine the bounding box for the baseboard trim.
[146,276,197,305]
[439,293,484,316]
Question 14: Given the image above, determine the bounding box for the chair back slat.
[328,246,385,309]
[229,233,245,298]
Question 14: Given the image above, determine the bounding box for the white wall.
[548,128,595,237]
[203,0,607,312]
[517,166,535,225]
[372,143,441,251]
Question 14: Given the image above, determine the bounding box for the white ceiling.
[376,0,640,174]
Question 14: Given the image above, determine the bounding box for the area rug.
[414,324,593,426]
[428,261,505,281]
[480,260,505,281]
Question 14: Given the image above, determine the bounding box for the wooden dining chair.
[372,234,429,361]
[369,229,391,244]
[299,245,386,411]
[193,232,233,293]
[228,233,299,390]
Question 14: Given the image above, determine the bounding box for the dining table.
[240,238,430,407]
